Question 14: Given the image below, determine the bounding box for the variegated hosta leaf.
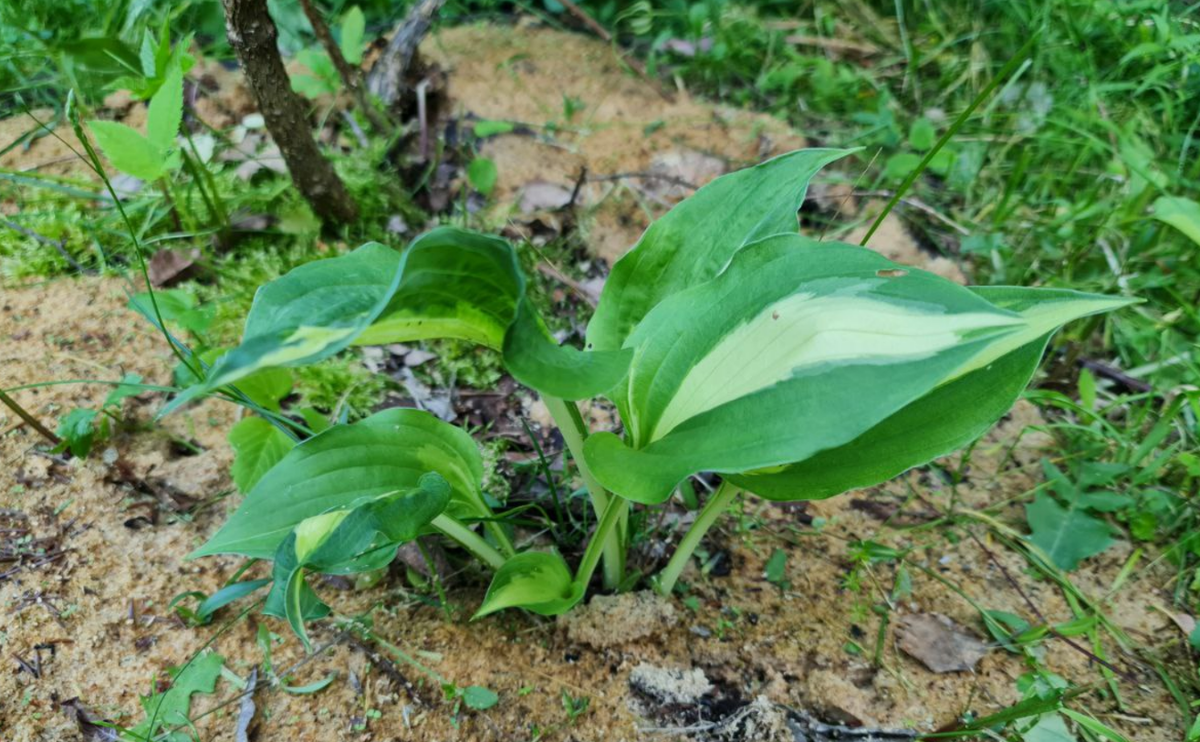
[160,242,404,415]
[357,227,631,399]
[263,472,451,648]
[162,228,628,411]
[587,148,857,353]
[355,227,524,348]
[191,408,484,559]
[473,551,584,619]
[729,287,1138,500]
[583,235,1134,504]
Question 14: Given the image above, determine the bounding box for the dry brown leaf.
[896,613,987,673]
[147,248,200,287]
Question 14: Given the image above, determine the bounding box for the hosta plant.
[170,149,1133,644]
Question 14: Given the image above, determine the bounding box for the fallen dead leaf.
[147,248,200,287]
[896,613,987,673]
[519,181,574,213]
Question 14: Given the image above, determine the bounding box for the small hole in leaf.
[876,268,908,278]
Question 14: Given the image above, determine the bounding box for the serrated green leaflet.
[89,63,182,182]
[587,148,857,352]
[474,551,584,619]
[88,120,165,181]
[192,408,482,559]
[146,66,183,152]
[583,235,1134,504]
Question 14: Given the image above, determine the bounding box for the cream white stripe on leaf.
[651,293,1022,441]
[947,296,1136,381]
[585,234,1122,506]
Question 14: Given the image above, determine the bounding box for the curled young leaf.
[192,408,479,559]
[264,472,451,648]
[473,551,584,619]
[358,226,630,399]
[88,120,165,181]
[584,235,1134,504]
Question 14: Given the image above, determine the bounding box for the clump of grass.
[293,354,390,417]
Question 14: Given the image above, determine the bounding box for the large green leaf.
[583,235,1133,504]
[586,148,856,352]
[192,408,484,559]
[730,287,1134,500]
[474,551,584,619]
[357,226,631,399]
[161,243,404,415]
[730,337,1048,500]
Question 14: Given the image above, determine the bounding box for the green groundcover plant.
[165,149,1133,647]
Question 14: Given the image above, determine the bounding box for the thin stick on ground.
[0,218,95,274]
[0,389,61,447]
[297,0,394,136]
[556,0,676,102]
[917,490,1142,683]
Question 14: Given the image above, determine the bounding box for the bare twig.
[298,0,394,135]
[556,0,675,102]
[536,263,597,308]
[1078,358,1153,395]
[0,218,94,274]
[0,389,61,448]
[784,34,881,57]
[365,0,445,108]
[591,171,698,190]
[567,165,588,208]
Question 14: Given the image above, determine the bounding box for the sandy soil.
[0,280,1183,741]
[0,20,1187,742]
[423,23,807,266]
